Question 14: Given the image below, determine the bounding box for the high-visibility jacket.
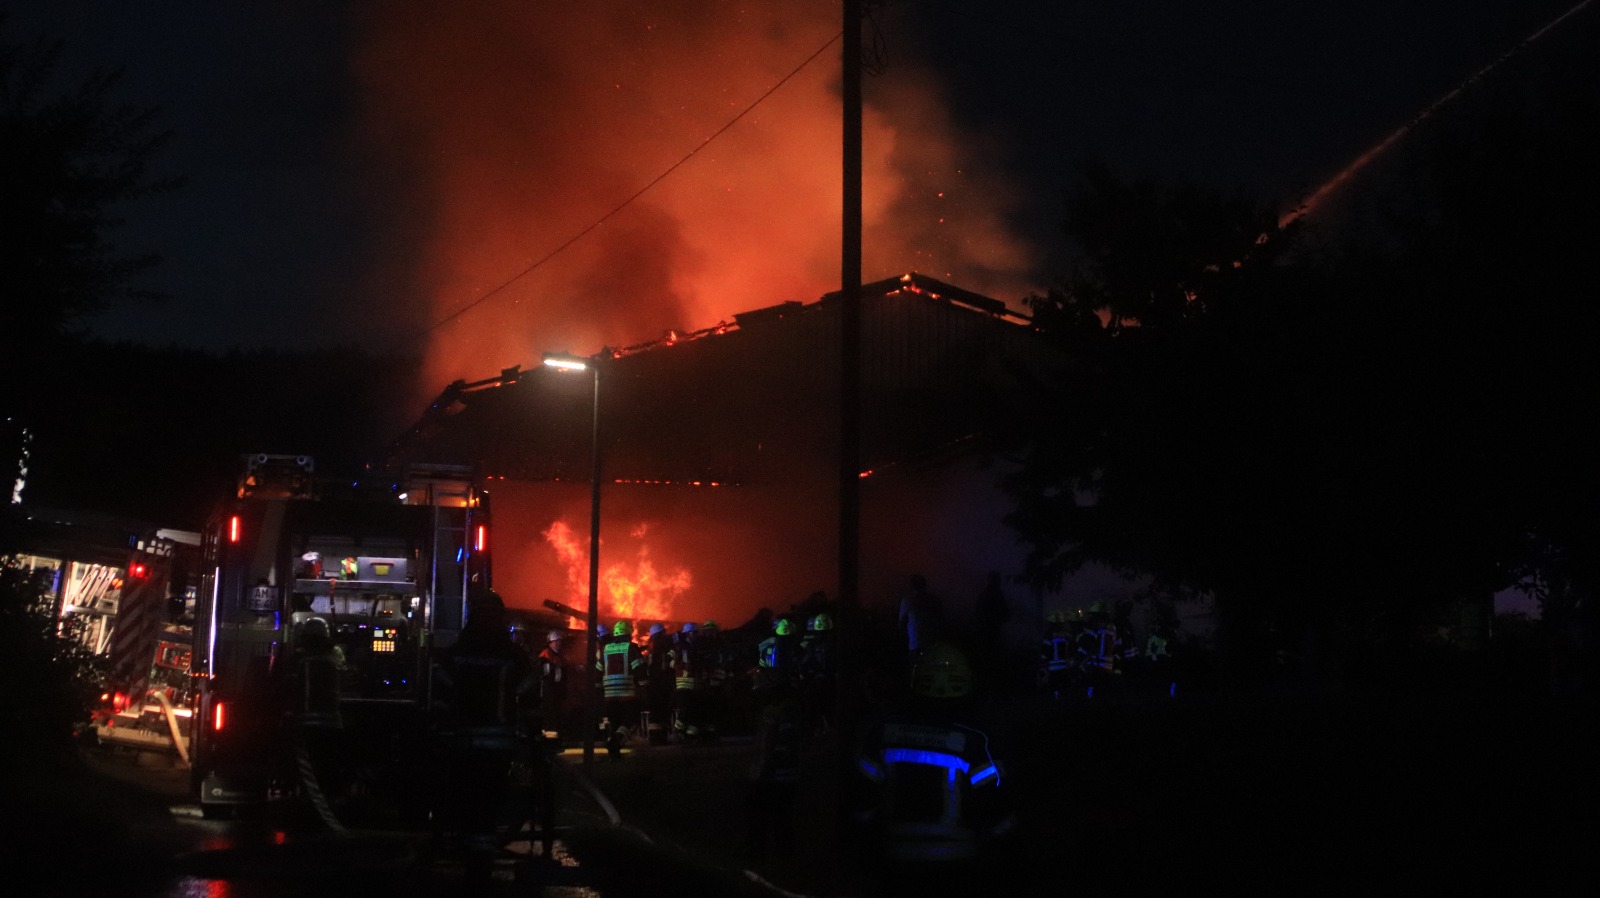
[1042,633,1073,672]
[599,637,642,699]
[1077,625,1121,673]
[856,713,1013,863]
[1146,633,1171,662]
[669,633,698,690]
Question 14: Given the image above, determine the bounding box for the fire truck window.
[333,594,377,617]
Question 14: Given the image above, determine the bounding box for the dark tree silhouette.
[998,46,1600,694]
[1,23,179,415]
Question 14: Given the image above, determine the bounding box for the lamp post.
[543,351,602,766]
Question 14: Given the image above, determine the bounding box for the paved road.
[13,688,1596,896]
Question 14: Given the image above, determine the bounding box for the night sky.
[5,1,1591,394]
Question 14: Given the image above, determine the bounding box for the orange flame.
[542,519,691,625]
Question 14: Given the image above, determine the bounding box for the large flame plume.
[348,2,1039,394]
[542,519,692,625]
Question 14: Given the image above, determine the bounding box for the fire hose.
[293,727,348,834]
[150,690,191,767]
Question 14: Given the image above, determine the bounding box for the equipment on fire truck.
[93,621,196,762]
[237,453,314,499]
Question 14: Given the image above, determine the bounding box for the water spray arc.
[1278,0,1594,230]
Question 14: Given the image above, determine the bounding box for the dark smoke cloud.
[347,2,1040,397]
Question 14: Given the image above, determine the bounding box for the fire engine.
[189,453,491,820]
[93,621,196,760]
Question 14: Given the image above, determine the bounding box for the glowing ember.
[542,519,691,624]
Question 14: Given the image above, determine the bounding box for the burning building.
[385,273,1069,631]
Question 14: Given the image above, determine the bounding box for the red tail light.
[113,692,128,712]
[212,700,226,732]
[228,515,241,543]
[475,524,487,553]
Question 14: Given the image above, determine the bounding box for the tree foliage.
[1,22,178,409]
[999,54,1600,690]
[0,560,101,763]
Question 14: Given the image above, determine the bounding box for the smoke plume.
[348,2,1039,393]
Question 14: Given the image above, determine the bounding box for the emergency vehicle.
[189,454,491,820]
[93,621,195,761]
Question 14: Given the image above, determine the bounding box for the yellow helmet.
[811,612,833,632]
[774,618,795,637]
[912,642,972,699]
[612,619,632,637]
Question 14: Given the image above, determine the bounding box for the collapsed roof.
[385,274,1065,486]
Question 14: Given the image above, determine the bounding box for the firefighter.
[798,611,838,735]
[644,622,674,745]
[1040,610,1077,698]
[757,616,801,690]
[745,665,804,860]
[853,642,1016,869]
[429,588,537,875]
[698,620,728,741]
[289,616,347,805]
[596,619,643,759]
[537,630,571,742]
[1076,601,1123,697]
[1146,626,1177,698]
[293,616,344,725]
[668,621,700,741]
[897,574,946,666]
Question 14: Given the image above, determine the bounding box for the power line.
[410,30,846,344]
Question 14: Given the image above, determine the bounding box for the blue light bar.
[884,748,969,774]
[970,764,1000,786]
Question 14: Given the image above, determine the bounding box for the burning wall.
[409,279,1067,631]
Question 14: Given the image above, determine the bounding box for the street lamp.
[542,351,603,766]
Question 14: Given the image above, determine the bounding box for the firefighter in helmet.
[1076,600,1123,697]
[429,588,537,874]
[745,651,804,860]
[758,616,801,691]
[537,629,571,742]
[854,642,1017,867]
[596,619,643,759]
[798,612,839,734]
[1041,609,1077,697]
[698,620,727,741]
[644,622,674,745]
[668,621,701,741]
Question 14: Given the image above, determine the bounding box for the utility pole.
[837,0,864,832]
